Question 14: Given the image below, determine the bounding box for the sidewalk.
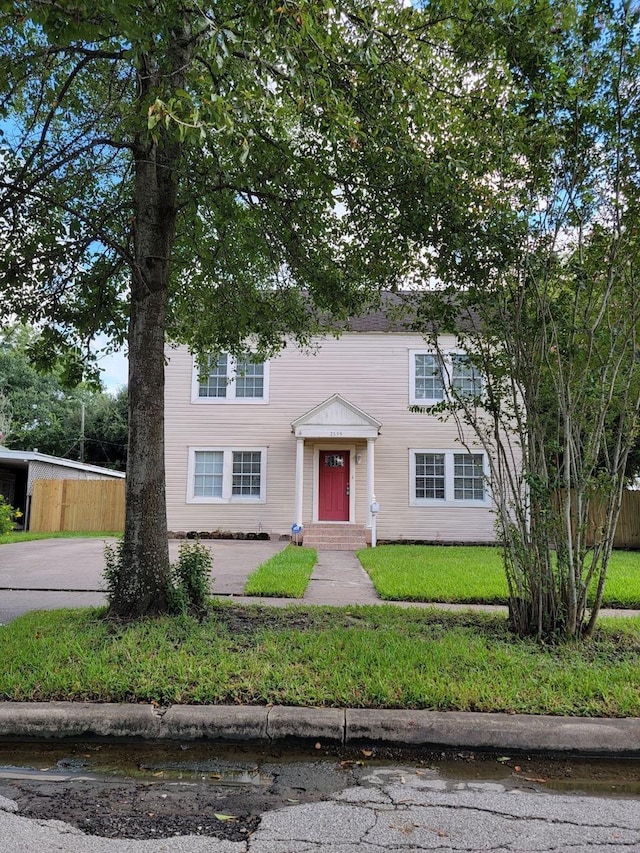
[217,550,640,621]
[3,540,639,620]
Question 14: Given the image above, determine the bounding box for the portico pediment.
[291,394,381,439]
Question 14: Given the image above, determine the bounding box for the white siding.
[165,334,504,541]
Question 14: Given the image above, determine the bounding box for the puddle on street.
[1,739,639,799]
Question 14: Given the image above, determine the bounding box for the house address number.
[329,431,343,437]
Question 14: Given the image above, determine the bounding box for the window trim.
[409,449,490,507]
[409,350,482,406]
[191,354,270,404]
[186,446,267,503]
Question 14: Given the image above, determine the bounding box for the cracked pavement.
[2,770,640,853]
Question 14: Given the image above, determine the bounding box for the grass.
[358,545,507,603]
[1,604,640,716]
[599,550,640,609]
[244,545,317,597]
[0,530,121,544]
[358,545,640,609]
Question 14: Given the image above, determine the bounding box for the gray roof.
[342,290,479,335]
[0,447,125,478]
[347,292,419,332]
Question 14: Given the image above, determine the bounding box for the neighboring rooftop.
[0,447,125,478]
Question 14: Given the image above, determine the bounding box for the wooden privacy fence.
[30,479,125,533]
[610,491,640,549]
[553,489,640,549]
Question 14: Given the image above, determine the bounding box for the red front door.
[319,450,350,521]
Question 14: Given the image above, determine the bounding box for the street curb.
[1,702,640,754]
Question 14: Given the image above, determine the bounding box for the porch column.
[294,437,304,528]
[366,437,375,529]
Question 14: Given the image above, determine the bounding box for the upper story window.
[199,354,229,398]
[414,354,444,401]
[410,350,482,405]
[192,353,269,403]
[451,355,482,399]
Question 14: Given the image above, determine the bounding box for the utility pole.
[80,401,85,463]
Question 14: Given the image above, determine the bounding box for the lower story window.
[232,451,262,496]
[188,447,266,502]
[194,450,223,497]
[415,453,445,500]
[453,453,484,500]
[411,450,487,505]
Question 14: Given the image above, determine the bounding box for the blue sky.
[95,345,128,393]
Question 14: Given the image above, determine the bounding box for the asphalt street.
[2,771,640,852]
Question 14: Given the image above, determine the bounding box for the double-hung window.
[414,354,444,402]
[415,452,445,500]
[193,353,269,403]
[410,450,488,506]
[198,354,229,398]
[193,450,224,498]
[188,448,266,503]
[410,350,482,405]
[450,355,482,399]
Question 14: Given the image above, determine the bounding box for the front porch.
[302,522,369,551]
[290,394,381,550]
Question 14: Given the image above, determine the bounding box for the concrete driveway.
[0,537,287,624]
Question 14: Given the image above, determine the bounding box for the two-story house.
[165,301,498,548]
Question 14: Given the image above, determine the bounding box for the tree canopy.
[413,0,640,640]
[0,0,506,616]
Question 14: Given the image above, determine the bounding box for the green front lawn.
[244,545,317,597]
[0,531,122,544]
[357,545,640,609]
[600,550,640,608]
[359,545,506,604]
[1,605,639,715]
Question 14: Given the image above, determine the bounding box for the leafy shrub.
[172,539,213,614]
[0,495,22,535]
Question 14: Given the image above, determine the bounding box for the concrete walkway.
[303,550,379,605]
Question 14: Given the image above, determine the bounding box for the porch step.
[302,523,368,552]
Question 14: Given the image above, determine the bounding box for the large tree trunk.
[110,292,170,617]
[107,138,174,617]
[107,30,191,618]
